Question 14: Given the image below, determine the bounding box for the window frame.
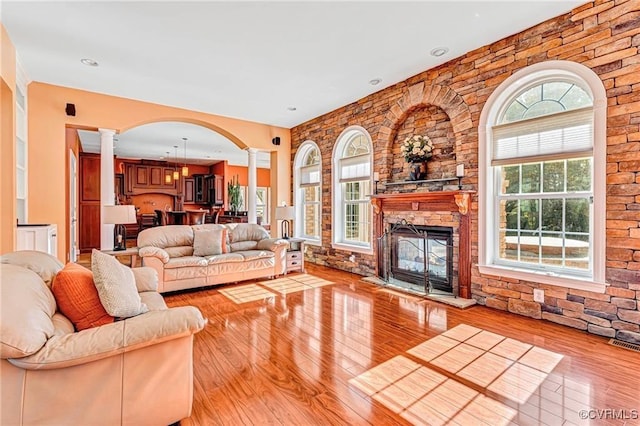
[478,61,607,293]
[332,126,374,254]
[293,141,322,245]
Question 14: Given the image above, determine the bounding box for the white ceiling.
[2,1,583,164]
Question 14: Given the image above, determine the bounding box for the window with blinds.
[294,142,322,243]
[332,129,373,251]
[492,79,595,277]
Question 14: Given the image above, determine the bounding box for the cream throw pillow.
[91,249,148,318]
[193,228,228,257]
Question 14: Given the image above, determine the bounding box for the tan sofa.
[137,223,288,293]
[0,251,207,426]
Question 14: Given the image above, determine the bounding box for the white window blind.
[492,107,593,166]
[300,164,320,187]
[339,153,370,182]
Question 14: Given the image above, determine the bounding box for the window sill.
[332,242,373,255]
[302,238,321,247]
[478,264,607,293]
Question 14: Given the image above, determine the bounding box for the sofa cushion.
[165,246,194,258]
[0,250,64,288]
[229,224,269,243]
[193,228,228,257]
[164,256,208,269]
[92,250,149,318]
[137,225,194,249]
[206,253,244,264]
[234,250,276,261]
[51,263,114,331]
[0,264,56,359]
[230,240,259,252]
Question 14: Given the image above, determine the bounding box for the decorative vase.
[408,161,428,181]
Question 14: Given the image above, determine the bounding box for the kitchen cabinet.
[184,178,195,203]
[211,175,224,205]
[124,162,178,195]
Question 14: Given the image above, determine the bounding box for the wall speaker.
[65,103,76,117]
[272,136,281,146]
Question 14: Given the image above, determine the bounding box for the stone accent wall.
[291,0,640,344]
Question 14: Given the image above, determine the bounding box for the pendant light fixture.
[182,137,189,177]
[164,151,172,183]
[173,145,179,180]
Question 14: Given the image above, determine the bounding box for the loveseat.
[0,251,207,426]
[137,223,288,293]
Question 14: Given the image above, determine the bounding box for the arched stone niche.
[378,83,474,189]
[391,104,456,181]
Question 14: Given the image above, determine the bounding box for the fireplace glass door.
[388,225,453,295]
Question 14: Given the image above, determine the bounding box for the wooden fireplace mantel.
[370,190,475,299]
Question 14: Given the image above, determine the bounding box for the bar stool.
[186,210,206,225]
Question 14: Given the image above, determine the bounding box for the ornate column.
[247,148,258,224]
[99,128,116,250]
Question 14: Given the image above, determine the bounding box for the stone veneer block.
[587,324,616,338]
[541,304,562,315]
[508,299,542,319]
[569,289,610,302]
[611,320,640,332]
[616,330,640,345]
[583,309,618,321]
[566,294,585,303]
[580,314,611,328]
[611,297,637,310]
[557,299,584,312]
[584,299,618,314]
[541,312,588,330]
[485,298,508,311]
[618,309,640,325]
[606,286,637,299]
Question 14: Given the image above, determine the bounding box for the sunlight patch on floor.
[218,284,275,304]
[350,324,572,425]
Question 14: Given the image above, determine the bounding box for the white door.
[69,149,78,262]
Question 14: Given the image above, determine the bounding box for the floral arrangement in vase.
[401,135,434,163]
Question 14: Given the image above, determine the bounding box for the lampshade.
[182,165,189,177]
[275,206,295,220]
[173,170,179,180]
[103,205,137,225]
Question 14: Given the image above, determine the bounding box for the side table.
[285,238,305,274]
[101,247,139,268]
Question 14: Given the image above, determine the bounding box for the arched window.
[293,141,322,244]
[332,127,373,253]
[479,61,606,291]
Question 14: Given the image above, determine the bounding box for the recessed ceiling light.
[369,78,382,86]
[430,47,449,57]
[80,58,99,67]
[287,106,297,111]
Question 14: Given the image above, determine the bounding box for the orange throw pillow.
[51,263,114,331]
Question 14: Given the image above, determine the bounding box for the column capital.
[246,147,259,154]
[98,128,116,137]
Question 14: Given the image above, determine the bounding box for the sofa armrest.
[8,307,207,370]
[138,246,170,263]
[132,266,158,292]
[256,238,289,251]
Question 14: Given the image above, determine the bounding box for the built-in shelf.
[383,177,459,186]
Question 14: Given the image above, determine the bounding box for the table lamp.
[103,205,137,250]
[275,205,295,239]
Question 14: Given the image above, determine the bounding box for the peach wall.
[27,82,291,259]
[1,24,17,254]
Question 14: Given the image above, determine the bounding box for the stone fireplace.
[371,191,473,299]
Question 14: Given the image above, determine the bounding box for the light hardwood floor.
[158,264,640,426]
